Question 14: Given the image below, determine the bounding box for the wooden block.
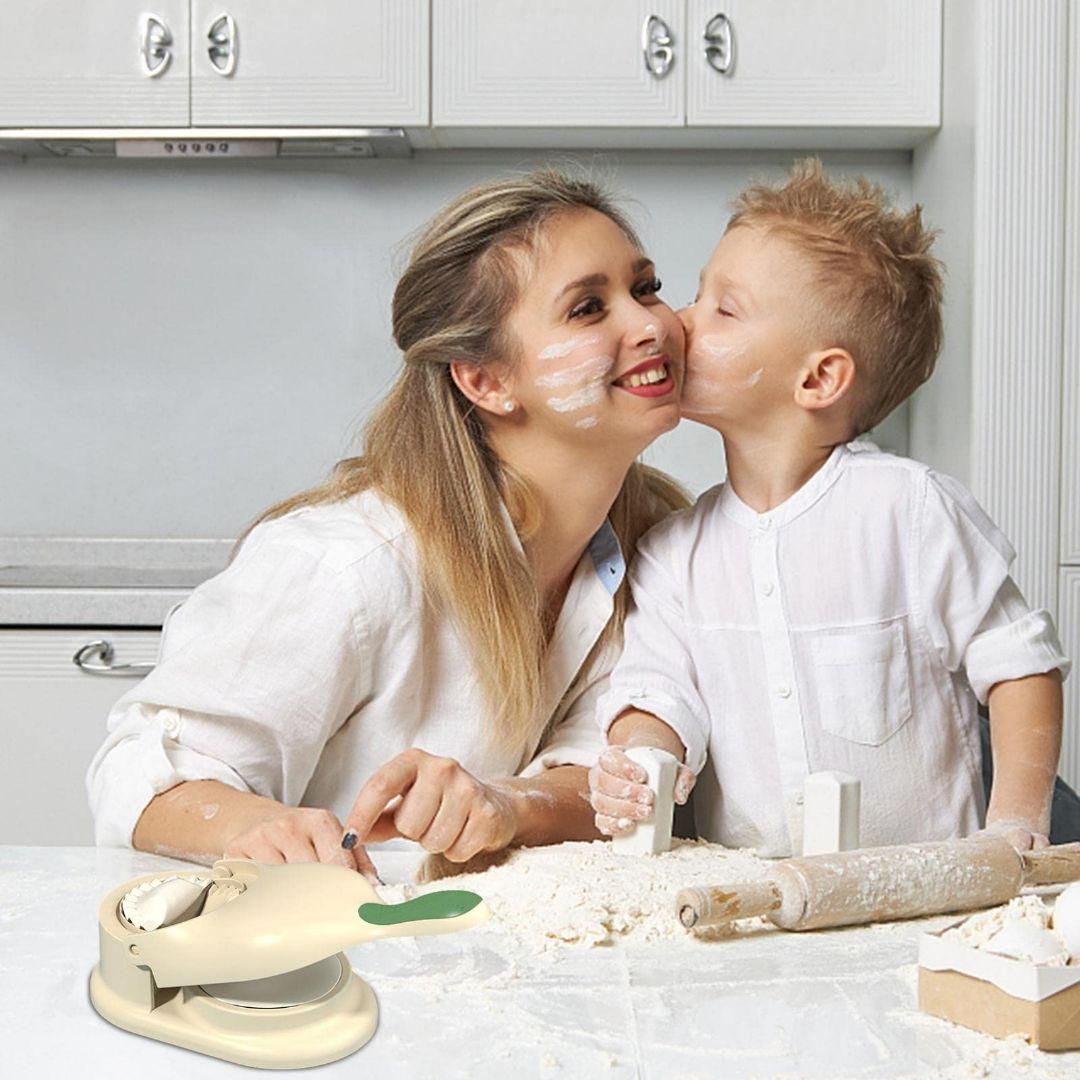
[801,771,860,856]
[919,967,1080,1051]
[612,747,678,856]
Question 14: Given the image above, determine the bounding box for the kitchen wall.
[0,148,914,540]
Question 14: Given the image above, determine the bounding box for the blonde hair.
[239,170,688,764]
[728,158,944,434]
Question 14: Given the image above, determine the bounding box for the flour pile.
[942,895,1078,967]
[379,838,771,952]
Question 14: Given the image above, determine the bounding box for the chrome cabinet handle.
[207,12,238,76]
[642,14,674,79]
[704,13,735,74]
[72,640,155,678]
[140,14,173,78]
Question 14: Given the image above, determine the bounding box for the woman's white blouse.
[87,490,622,848]
[597,442,1071,857]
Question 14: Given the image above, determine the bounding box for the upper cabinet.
[0,1,428,129]
[0,1,940,147]
[0,0,191,127]
[189,0,428,127]
[431,0,940,146]
[433,1,685,128]
[685,0,941,131]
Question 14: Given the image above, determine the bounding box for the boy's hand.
[588,746,696,836]
[977,818,1050,852]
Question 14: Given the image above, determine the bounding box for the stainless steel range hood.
[0,127,412,159]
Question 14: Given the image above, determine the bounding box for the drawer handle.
[73,640,155,677]
[704,12,735,75]
[642,14,675,79]
[140,14,174,78]
[207,13,238,77]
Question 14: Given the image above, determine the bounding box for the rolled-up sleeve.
[917,471,1071,704]
[595,543,711,774]
[85,529,370,848]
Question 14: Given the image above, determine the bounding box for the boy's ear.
[450,360,516,418]
[794,347,856,412]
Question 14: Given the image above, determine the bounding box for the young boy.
[591,160,1071,857]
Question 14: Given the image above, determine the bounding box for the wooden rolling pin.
[676,837,1080,931]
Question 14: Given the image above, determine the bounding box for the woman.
[86,170,687,881]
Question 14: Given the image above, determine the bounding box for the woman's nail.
[341,830,358,850]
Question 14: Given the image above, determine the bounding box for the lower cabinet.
[0,629,160,845]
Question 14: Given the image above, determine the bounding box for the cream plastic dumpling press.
[89,859,490,1069]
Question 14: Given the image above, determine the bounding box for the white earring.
[503,400,515,413]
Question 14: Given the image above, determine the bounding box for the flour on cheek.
[534,340,615,421]
[682,334,756,414]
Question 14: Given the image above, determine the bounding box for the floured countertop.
[4,843,1080,1079]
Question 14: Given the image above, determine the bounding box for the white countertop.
[0,537,228,624]
[2,845,1076,1079]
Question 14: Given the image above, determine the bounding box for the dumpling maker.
[89,858,489,1069]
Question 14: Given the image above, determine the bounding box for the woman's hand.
[340,749,518,863]
[588,745,695,836]
[223,805,382,881]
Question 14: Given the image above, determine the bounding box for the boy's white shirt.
[86,489,621,848]
[597,441,1071,857]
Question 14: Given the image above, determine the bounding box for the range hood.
[0,127,412,159]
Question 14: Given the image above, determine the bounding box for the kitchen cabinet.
[433,0,685,128]
[0,1,428,129]
[0,0,190,127]
[685,0,941,131]
[432,0,940,144]
[0,629,160,845]
[189,0,428,127]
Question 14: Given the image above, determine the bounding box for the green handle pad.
[357,890,483,926]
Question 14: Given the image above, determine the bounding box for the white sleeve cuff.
[595,682,709,775]
[964,608,1072,703]
[87,710,251,849]
[518,724,606,777]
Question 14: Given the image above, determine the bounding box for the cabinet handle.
[72,640,155,678]
[642,14,675,79]
[140,14,174,78]
[704,12,735,75]
[207,12,238,77]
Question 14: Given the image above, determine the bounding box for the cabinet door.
[686,0,940,131]
[190,0,428,126]
[433,0,685,127]
[0,629,159,845]
[0,0,189,127]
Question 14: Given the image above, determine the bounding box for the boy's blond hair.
[728,158,943,435]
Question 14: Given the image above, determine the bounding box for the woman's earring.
[503,400,515,413]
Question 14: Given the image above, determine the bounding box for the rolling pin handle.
[675,880,782,930]
[1021,842,1080,886]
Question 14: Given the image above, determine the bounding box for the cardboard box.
[918,920,1080,1050]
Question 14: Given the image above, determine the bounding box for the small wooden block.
[801,771,860,856]
[612,747,678,856]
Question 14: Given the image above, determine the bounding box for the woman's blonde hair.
[239,170,688,764]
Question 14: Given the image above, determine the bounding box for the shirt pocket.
[811,622,912,746]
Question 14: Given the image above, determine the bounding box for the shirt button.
[161,710,181,737]
[761,582,775,596]
[776,684,792,699]
[757,516,772,531]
